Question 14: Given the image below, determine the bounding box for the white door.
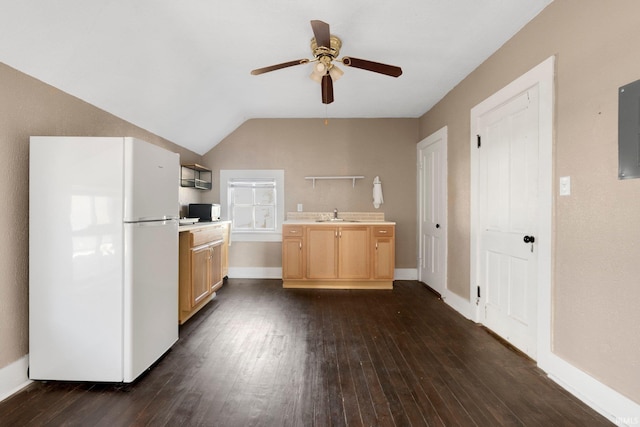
[477,87,539,359]
[417,127,447,295]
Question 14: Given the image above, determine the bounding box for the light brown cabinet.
[337,226,370,279]
[372,226,395,280]
[191,245,213,305]
[179,222,230,324]
[282,225,305,279]
[282,223,394,289]
[306,226,338,279]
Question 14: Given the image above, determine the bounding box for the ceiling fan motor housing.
[310,35,342,61]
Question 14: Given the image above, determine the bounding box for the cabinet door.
[306,227,338,279]
[282,237,304,279]
[210,243,223,292]
[373,237,395,280]
[191,246,211,306]
[338,226,370,279]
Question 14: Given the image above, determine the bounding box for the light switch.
[559,176,571,196]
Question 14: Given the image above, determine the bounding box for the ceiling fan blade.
[321,74,334,104]
[341,56,403,77]
[251,59,309,75]
[310,20,331,48]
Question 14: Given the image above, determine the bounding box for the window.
[220,170,284,242]
[229,178,276,232]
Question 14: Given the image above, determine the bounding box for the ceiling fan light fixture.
[310,62,326,82]
[309,70,323,83]
[329,64,343,82]
[310,61,330,83]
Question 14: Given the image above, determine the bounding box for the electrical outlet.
[297,203,303,212]
[559,176,571,196]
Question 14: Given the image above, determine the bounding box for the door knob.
[523,235,535,243]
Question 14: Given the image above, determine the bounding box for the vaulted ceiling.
[0,0,552,154]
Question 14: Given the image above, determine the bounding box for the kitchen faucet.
[334,208,338,219]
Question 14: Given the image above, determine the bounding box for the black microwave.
[188,204,221,222]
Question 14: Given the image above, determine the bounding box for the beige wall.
[202,118,419,269]
[419,0,640,404]
[0,62,203,370]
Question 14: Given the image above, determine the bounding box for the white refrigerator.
[29,136,180,382]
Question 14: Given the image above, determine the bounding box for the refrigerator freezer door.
[123,138,179,222]
[29,136,125,381]
[123,220,179,382]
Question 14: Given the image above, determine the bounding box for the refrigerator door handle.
[125,216,178,223]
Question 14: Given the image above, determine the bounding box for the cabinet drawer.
[190,227,224,247]
[372,226,394,237]
[283,225,304,237]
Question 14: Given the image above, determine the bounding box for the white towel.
[373,176,384,209]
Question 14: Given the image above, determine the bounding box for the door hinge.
[477,134,481,148]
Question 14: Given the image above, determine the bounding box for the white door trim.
[470,56,554,362]
[417,126,448,296]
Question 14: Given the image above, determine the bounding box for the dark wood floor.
[1,280,611,426]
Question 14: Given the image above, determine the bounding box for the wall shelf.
[305,176,364,188]
[181,164,212,190]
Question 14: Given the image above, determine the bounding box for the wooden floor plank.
[339,296,392,427]
[0,279,613,426]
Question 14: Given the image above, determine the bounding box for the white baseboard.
[0,355,31,403]
[228,267,282,279]
[442,289,474,320]
[394,268,417,280]
[540,352,640,426]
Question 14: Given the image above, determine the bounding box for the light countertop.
[283,220,395,225]
[178,220,231,232]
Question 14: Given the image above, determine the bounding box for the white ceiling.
[0,0,552,155]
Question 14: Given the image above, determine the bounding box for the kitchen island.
[282,219,395,290]
[178,221,231,324]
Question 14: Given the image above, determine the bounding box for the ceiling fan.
[251,20,403,104]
